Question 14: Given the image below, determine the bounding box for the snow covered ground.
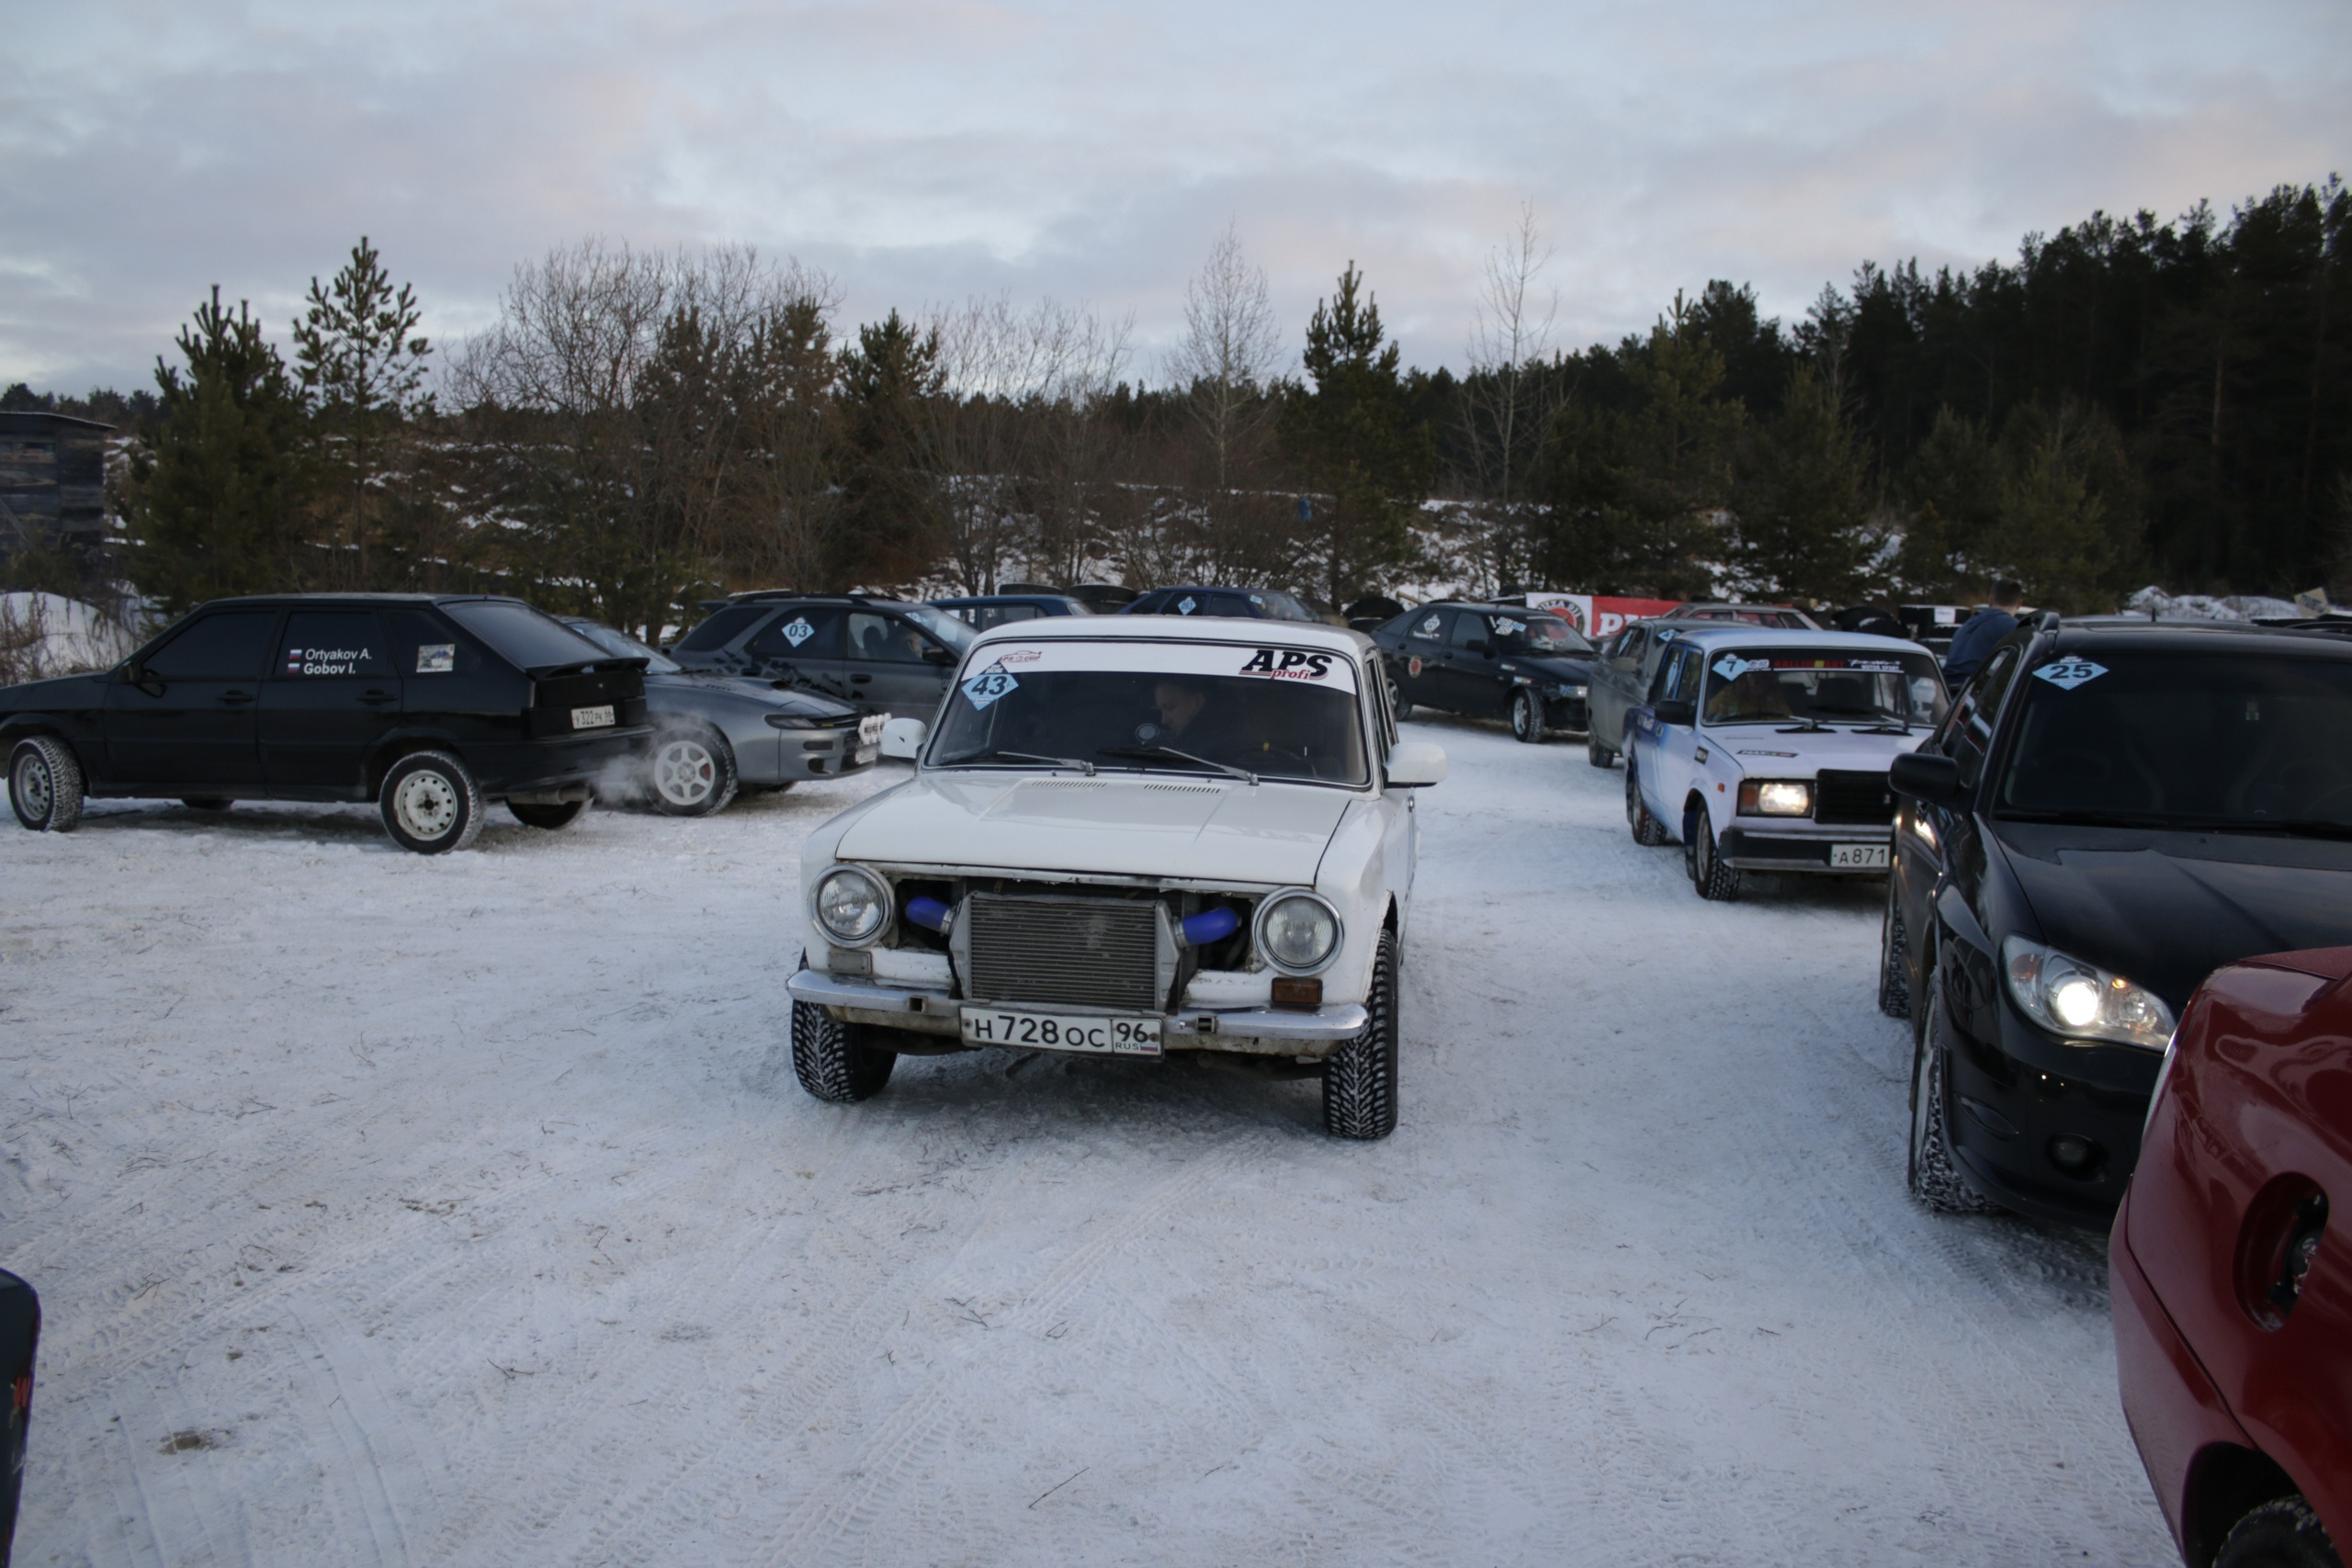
[1,721,2176,1566]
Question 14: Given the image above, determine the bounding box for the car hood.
[0,670,111,707]
[1994,824,2352,1010]
[1501,654,1599,682]
[1706,726,1925,773]
[837,772,1352,884]
[646,671,855,716]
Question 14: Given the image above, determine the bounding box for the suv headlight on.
[1254,891,1342,976]
[2001,936,2175,1049]
[1737,780,1813,817]
[814,865,892,947]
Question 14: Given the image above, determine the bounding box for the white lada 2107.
[785,616,1447,1138]
[1623,626,1949,899]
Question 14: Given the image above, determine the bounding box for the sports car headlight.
[1738,780,1813,817]
[2001,937,2175,1049]
[814,865,891,946]
[1561,683,1588,698]
[1254,891,1341,976]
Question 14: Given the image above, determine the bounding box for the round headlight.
[815,866,890,946]
[1256,892,1340,975]
[1757,781,1812,816]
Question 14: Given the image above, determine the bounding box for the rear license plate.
[571,704,616,730]
[958,1008,1162,1056]
[1829,842,1890,869]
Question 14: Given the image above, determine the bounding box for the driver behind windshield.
[1706,669,1793,722]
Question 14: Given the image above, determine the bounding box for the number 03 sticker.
[2032,659,2109,690]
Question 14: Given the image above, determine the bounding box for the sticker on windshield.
[1239,648,1335,681]
[1417,614,1442,637]
[2033,659,2108,690]
[961,661,1020,710]
[780,615,816,648]
[1491,617,1525,636]
[415,643,454,674]
[1177,596,1198,615]
[1713,655,1767,682]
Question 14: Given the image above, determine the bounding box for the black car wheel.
[792,999,897,1103]
[650,728,740,817]
[1323,929,1399,1140]
[1387,675,1415,723]
[8,737,84,833]
[379,750,485,854]
[509,798,589,829]
[1510,689,1544,744]
[1908,976,1999,1213]
[1626,757,1666,846]
[2214,1496,2342,1568]
[1586,726,1615,768]
[1878,879,1911,1019]
[1690,807,1738,901]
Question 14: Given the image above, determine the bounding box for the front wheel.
[1908,980,1998,1213]
[1323,929,1400,1139]
[1586,726,1615,768]
[791,1000,897,1103]
[1691,809,1738,901]
[650,728,740,817]
[1878,878,1911,1019]
[2213,1496,2343,1568]
[1510,689,1544,744]
[379,750,485,854]
[1387,676,1415,723]
[1626,757,1666,846]
[8,737,85,833]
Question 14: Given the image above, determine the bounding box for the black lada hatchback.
[1883,615,2352,1225]
[1,593,650,853]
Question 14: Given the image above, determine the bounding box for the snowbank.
[2121,584,2306,622]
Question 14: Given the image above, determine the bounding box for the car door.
[1897,645,2024,998]
[1632,644,1702,828]
[259,610,401,797]
[1592,626,1648,749]
[104,608,278,788]
[744,606,851,699]
[1442,611,1506,716]
[842,611,953,718]
[1396,608,1453,711]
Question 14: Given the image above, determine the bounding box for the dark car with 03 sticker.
[1880,615,2352,1227]
[1,593,650,853]
[664,592,978,720]
[1368,602,1600,741]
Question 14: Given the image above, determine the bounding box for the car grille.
[1815,769,1896,826]
[960,893,1164,1011]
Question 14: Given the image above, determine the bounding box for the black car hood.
[1994,822,2352,1009]
[1502,654,1599,682]
[0,670,112,707]
[648,671,856,716]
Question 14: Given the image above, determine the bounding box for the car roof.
[933,594,1078,605]
[970,615,1371,654]
[2045,618,2352,658]
[196,592,521,608]
[1645,625,1928,654]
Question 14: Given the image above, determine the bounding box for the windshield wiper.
[1851,723,1913,736]
[2168,818,2352,840]
[945,748,1096,775]
[1096,745,1257,784]
[1774,717,1833,733]
[1996,807,2181,829]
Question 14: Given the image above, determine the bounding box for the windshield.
[929,638,1370,785]
[567,620,680,674]
[896,604,978,651]
[1995,652,2352,831]
[1701,648,1947,728]
[1492,614,1592,655]
[441,600,612,671]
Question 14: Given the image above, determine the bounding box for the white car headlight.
[2001,936,2175,1049]
[1255,891,1341,976]
[814,865,891,946]
[1739,780,1813,817]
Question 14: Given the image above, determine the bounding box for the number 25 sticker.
[2032,659,2108,690]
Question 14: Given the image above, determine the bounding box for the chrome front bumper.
[784,969,1369,1056]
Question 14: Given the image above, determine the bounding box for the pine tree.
[127,288,311,613]
[292,237,431,588]
[836,310,945,587]
[1278,264,1436,605]
[1731,362,1872,603]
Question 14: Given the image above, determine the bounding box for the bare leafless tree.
[1462,203,1562,590]
[1166,224,1284,491]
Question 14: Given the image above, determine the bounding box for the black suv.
[666,593,978,719]
[1882,616,2352,1225]
[2,594,650,853]
[1371,602,1600,741]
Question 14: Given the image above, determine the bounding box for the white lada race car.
[784,616,1448,1138]
[1623,626,1948,899]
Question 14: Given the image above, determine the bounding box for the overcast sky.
[5,0,2346,397]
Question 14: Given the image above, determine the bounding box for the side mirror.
[1652,698,1696,727]
[880,716,928,760]
[920,644,956,666]
[1889,750,1963,806]
[1385,739,1447,788]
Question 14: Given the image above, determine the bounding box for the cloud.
[1,0,2345,393]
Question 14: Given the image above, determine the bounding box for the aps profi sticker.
[1239,649,1335,681]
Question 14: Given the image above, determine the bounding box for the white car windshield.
[931,638,1370,785]
[1702,649,1947,729]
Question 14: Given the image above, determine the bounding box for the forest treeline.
[4,178,2346,637]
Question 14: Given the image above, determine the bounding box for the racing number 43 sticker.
[961,660,1020,709]
[2032,659,2109,690]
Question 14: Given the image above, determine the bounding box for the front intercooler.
[952,892,1175,1012]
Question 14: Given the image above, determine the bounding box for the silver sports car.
[560,618,883,816]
